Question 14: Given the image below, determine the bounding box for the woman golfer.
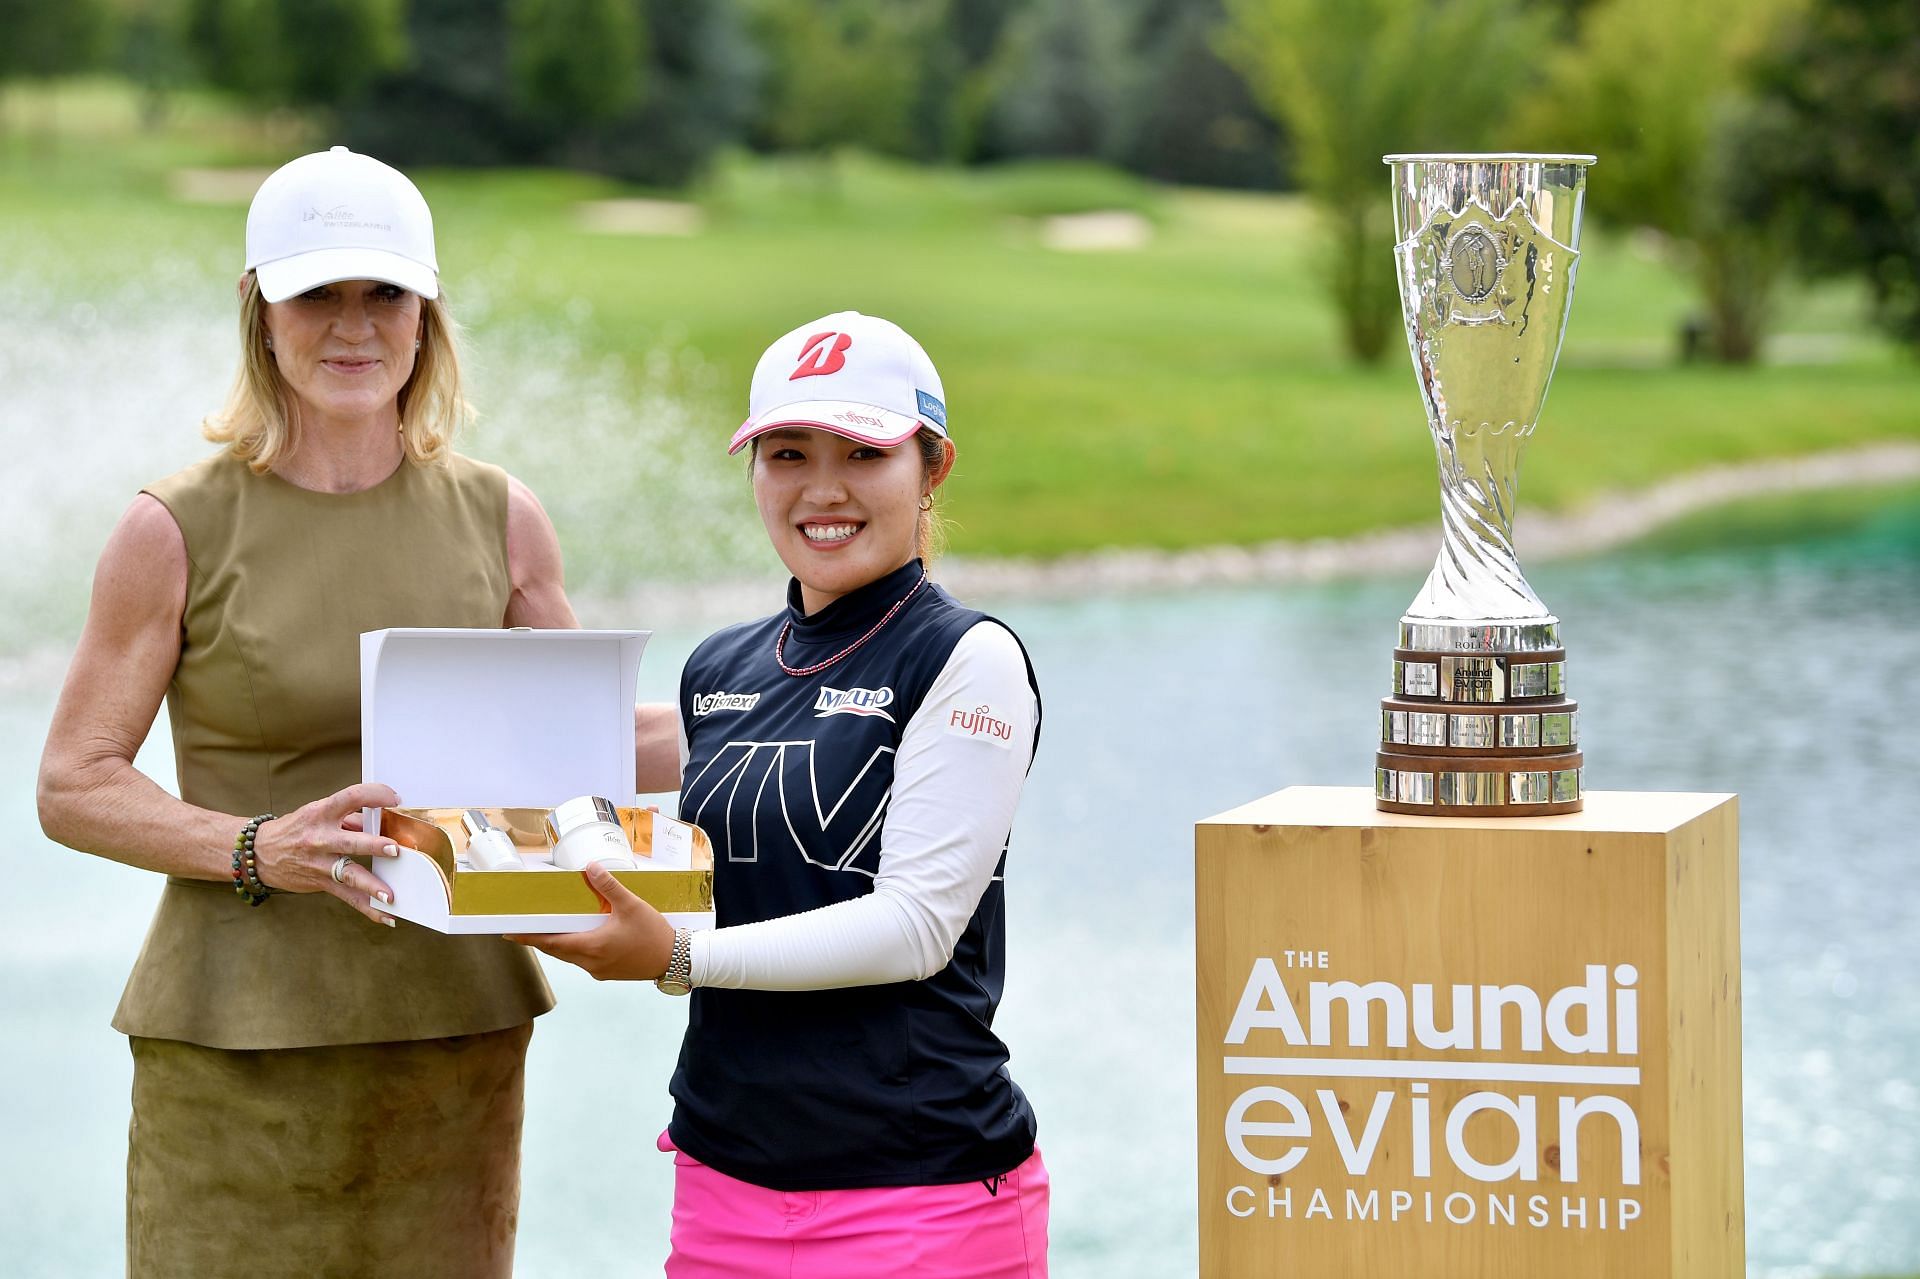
[519,311,1048,1277]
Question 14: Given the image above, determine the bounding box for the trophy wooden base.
[1195,787,1743,1279]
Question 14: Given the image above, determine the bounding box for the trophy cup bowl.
[1375,153,1596,817]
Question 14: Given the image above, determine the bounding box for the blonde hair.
[203,273,471,472]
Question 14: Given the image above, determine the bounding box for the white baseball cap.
[244,146,439,303]
[729,311,948,455]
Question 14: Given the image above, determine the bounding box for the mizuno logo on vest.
[692,691,761,716]
[814,686,895,721]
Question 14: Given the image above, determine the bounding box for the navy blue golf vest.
[667,559,1041,1190]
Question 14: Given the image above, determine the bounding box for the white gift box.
[361,627,713,934]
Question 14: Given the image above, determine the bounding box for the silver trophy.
[1375,153,1595,816]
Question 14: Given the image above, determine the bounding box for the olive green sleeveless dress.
[119,450,555,1278]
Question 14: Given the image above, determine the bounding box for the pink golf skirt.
[657,1130,1048,1278]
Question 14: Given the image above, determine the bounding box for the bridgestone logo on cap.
[790,332,852,380]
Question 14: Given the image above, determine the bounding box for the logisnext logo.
[692,691,761,716]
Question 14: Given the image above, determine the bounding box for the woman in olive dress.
[37,146,575,1277]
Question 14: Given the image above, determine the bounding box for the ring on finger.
[330,855,354,884]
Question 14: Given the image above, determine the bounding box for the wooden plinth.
[1194,787,1742,1278]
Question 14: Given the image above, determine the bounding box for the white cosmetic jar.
[548,796,639,871]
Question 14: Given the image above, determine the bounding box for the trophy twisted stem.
[1418,423,1543,621]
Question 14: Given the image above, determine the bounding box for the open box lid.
[361,628,649,808]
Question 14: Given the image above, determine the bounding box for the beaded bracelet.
[231,814,276,907]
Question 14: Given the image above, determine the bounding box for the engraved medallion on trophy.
[1374,154,1596,816]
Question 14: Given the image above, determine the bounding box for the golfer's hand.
[508,862,677,981]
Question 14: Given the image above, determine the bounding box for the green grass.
[5,77,1918,560]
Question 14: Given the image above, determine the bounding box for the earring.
[264,336,273,350]
[415,339,422,350]
[919,495,933,512]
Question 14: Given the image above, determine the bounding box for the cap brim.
[728,401,930,455]
[254,247,439,303]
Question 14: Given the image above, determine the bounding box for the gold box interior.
[381,806,714,916]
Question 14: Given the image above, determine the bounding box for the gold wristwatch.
[655,927,694,996]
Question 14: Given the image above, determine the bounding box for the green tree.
[1527,0,1806,362]
[184,0,406,108]
[591,0,759,182]
[116,0,197,128]
[280,0,408,105]
[977,0,1141,162]
[338,0,531,168]
[932,0,1020,161]
[339,0,754,186]
[509,0,646,127]
[1731,0,1920,351]
[1122,0,1283,190]
[0,0,108,120]
[946,0,1020,68]
[184,0,279,100]
[745,0,941,157]
[0,0,107,80]
[1222,0,1552,362]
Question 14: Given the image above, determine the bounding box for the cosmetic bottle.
[462,809,525,872]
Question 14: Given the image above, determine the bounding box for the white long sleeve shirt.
[684,620,1036,989]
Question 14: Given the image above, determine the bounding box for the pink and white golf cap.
[245,146,439,303]
[729,310,948,455]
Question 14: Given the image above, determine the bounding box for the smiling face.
[752,427,955,614]
[260,279,423,432]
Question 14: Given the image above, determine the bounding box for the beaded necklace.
[774,570,929,677]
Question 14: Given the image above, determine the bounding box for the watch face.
[656,977,692,997]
